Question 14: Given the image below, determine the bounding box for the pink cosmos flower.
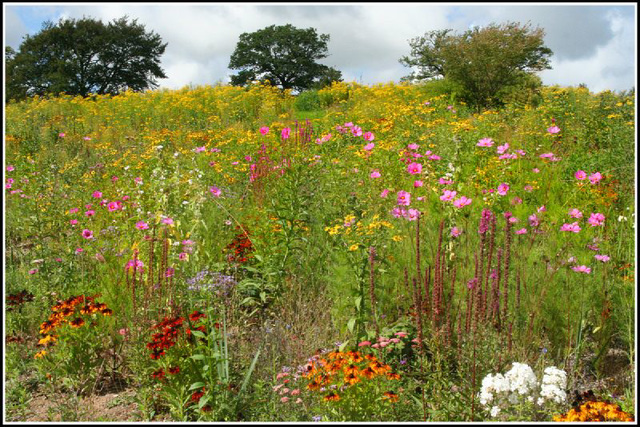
[6,165,14,172]
[587,212,605,227]
[165,267,175,277]
[588,172,602,184]
[136,221,149,230]
[281,127,291,140]
[575,170,587,180]
[29,268,38,275]
[259,126,269,135]
[178,252,188,261]
[560,222,581,233]
[407,143,419,150]
[397,191,411,206]
[528,214,539,227]
[477,137,494,147]
[547,126,561,134]
[539,152,554,159]
[82,229,93,239]
[594,254,610,262]
[70,219,79,225]
[195,146,206,153]
[571,265,591,274]
[515,228,527,235]
[497,183,510,196]
[107,201,122,212]
[407,162,422,175]
[363,142,375,151]
[414,180,423,188]
[511,197,522,205]
[92,191,102,198]
[439,178,454,185]
[453,196,472,208]
[75,247,84,254]
[429,154,441,160]
[451,227,461,237]
[59,133,65,138]
[524,185,533,192]
[83,136,91,141]
[85,210,95,217]
[440,189,457,201]
[162,217,174,225]
[497,143,509,154]
[126,259,144,272]
[370,170,381,179]
[537,205,546,213]
[532,168,540,173]
[406,209,420,221]
[380,189,389,198]
[351,126,363,137]
[210,186,222,197]
[363,131,375,141]
[391,207,407,218]
[508,216,519,224]
[569,208,583,219]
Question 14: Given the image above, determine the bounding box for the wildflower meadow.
[4,81,636,422]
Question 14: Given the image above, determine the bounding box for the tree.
[400,22,553,108]
[5,16,167,101]
[228,24,342,92]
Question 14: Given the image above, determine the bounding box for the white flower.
[490,406,501,417]
[505,363,538,395]
[538,366,567,404]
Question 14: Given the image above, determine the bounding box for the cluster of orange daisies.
[35,294,112,359]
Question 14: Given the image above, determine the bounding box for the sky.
[3,2,637,93]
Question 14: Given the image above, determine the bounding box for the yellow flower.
[392,235,404,242]
[348,244,359,251]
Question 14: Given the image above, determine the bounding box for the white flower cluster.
[478,362,567,418]
[538,366,567,405]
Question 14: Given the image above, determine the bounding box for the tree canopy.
[5,16,167,101]
[228,24,342,92]
[400,22,553,108]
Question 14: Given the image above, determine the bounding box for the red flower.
[189,310,206,322]
[191,388,205,402]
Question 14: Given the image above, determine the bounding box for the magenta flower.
[537,205,546,213]
[515,228,527,235]
[82,229,93,239]
[259,126,269,135]
[370,170,381,179]
[414,180,423,188]
[407,143,419,150]
[451,227,462,237]
[380,189,389,198]
[497,183,510,196]
[569,208,583,219]
[560,222,581,233]
[594,254,610,262]
[547,126,561,134]
[358,341,371,347]
[29,268,38,275]
[571,265,591,274]
[281,127,291,140]
[363,131,375,141]
[587,212,605,227]
[497,143,509,154]
[406,209,420,221]
[397,191,411,206]
[453,196,472,208]
[477,137,494,147]
[83,136,91,141]
[391,207,407,218]
[407,162,422,175]
[539,152,554,159]
[126,259,144,272]
[162,217,174,225]
[528,214,539,227]
[136,221,149,230]
[59,133,66,138]
[165,267,175,277]
[588,172,602,184]
[439,178,453,185]
[92,191,102,198]
[363,142,375,151]
[178,252,189,261]
[6,165,14,172]
[210,186,222,197]
[440,189,457,202]
[575,170,587,180]
[75,247,84,254]
[532,168,540,173]
[70,219,78,226]
[85,210,95,217]
[107,201,122,212]
[351,126,363,137]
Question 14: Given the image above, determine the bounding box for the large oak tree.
[6,16,167,101]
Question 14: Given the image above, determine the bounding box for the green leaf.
[198,395,211,409]
[190,354,206,361]
[191,330,206,339]
[339,340,349,352]
[189,382,205,390]
[354,296,362,311]
[347,317,356,333]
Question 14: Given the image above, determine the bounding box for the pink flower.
[407,162,422,175]
[532,168,540,173]
[363,131,375,141]
[406,209,420,221]
[107,201,121,212]
[497,143,509,154]
[588,172,602,184]
[70,219,78,225]
[560,222,581,233]
[508,216,519,224]
[291,389,300,396]
[82,229,93,239]
[547,125,561,134]
[75,247,84,254]
[280,397,289,403]
[363,142,375,151]
[569,208,583,219]
[414,180,423,188]
[59,133,65,138]
[259,126,269,135]
[407,143,419,150]
[210,186,222,197]
[162,217,174,225]
[136,221,149,230]
[281,127,291,140]
[587,212,605,227]
[358,341,371,347]
[451,227,461,237]
[351,126,363,137]
[511,197,522,205]
[528,214,539,227]
[440,189,457,202]
[85,210,95,217]
[429,154,441,160]
[453,196,472,208]
[397,190,411,206]
[178,252,188,261]
[380,189,389,198]
[391,207,407,219]
[594,254,610,262]
[539,152,554,159]
[497,183,510,196]
[92,191,102,198]
[7,165,14,172]
[575,170,587,180]
[165,267,175,277]
[439,178,453,185]
[370,170,381,179]
[29,268,38,275]
[515,228,527,235]
[537,205,546,213]
[195,146,206,153]
[571,265,591,274]
[477,137,494,147]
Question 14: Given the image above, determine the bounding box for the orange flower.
[382,391,399,403]
[360,366,377,379]
[70,317,85,328]
[343,372,360,386]
[323,392,340,402]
